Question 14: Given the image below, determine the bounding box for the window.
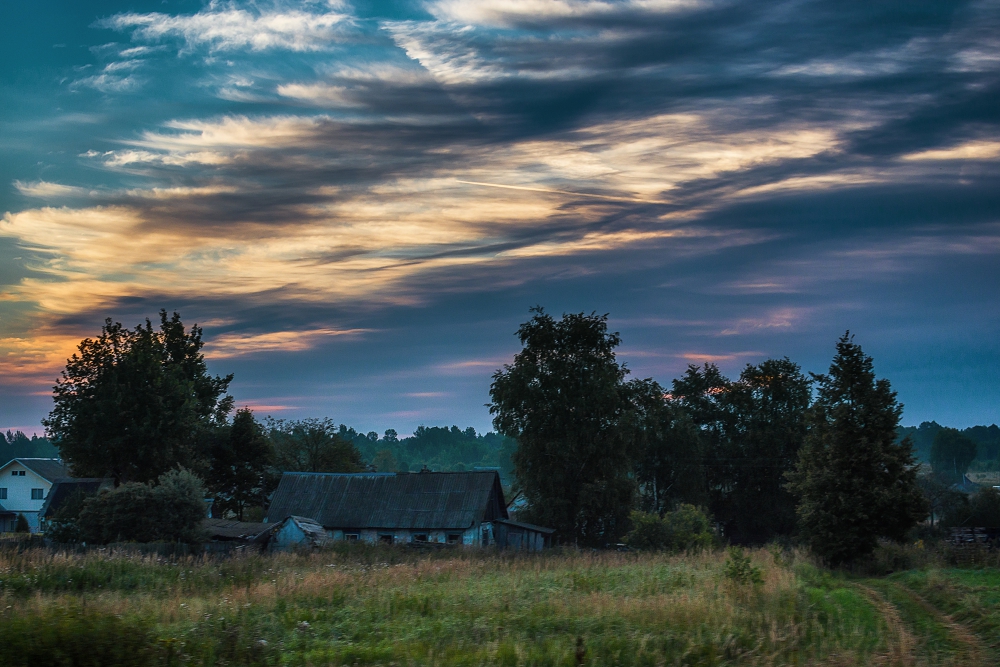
[0,488,6,499]
[11,470,25,477]
[344,533,359,541]
[379,534,394,544]
[31,489,44,500]
[446,533,461,545]
[413,533,428,543]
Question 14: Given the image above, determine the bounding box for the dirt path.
[852,583,915,666]
[884,582,988,667]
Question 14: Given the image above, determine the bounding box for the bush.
[0,606,156,667]
[79,469,207,544]
[14,514,29,533]
[625,505,714,552]
[724,546,763,585]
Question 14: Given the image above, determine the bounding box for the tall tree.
[718,358,811,544]
[43,312,233,484]
[787,333,927,565]
[268,418,366,473]
[930,428,977,484]
[207,408,277,520]
[490,308,638,546]
[632,379,707,515]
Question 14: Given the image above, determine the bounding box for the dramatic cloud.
[2,0,999,433]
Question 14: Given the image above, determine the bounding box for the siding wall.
[0,463,53,532]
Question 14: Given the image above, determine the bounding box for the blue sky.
[2,0,999,436]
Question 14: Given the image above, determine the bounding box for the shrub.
[78,469,207,544]
[14,514,29,533]
[724,546,763,585]
[625,505,714,552]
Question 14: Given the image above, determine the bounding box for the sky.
[1,0,999,437]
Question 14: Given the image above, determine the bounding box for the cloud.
[901,140,1000,161]
[13,181,88,198]
[100,3,352,53]
[206,327,373,358]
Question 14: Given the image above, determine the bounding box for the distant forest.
[8,420,998,475]
[3,424,515,479]
[898,422,1000,469]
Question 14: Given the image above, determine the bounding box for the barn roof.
[265,470,508,530]
[40,477,113,518]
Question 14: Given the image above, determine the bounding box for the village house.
[265,470,553,550]
[0,458,67,532]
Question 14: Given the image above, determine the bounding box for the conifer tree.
[787,333,927,565]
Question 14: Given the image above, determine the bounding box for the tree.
[787,333,928,566]
[930,428,977,484]
[43,311,233,484]
[14,514,29,533]
[78,469,207,544]
[633,380,707,514]
[717,359,811,544]
[207,408,277,520]
[490,308,639,546]
[268,418,365,473]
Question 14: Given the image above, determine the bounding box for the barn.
[265,470,552,550]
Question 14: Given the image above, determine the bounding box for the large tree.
[490,308,639,546]
[43,312,233,484]
[207,408,278,520]
[632,379,707,515]
[787,333,928,565]
[718,358,811,544]
[268,418,366,473]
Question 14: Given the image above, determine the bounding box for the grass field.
[0,545,997,666]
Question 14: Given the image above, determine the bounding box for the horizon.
[3,1,999,435]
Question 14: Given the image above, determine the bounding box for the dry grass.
[0,546,905,666]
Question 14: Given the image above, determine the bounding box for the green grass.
[1,545,997,666]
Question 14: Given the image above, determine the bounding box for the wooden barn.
[265,470,552,550]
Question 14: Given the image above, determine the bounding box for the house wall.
[0,462,53,533]
[325,526,482,546]
[272,520,308,550]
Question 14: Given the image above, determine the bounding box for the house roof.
[40,478,113,518]
[266,470,508,529]
[2,458,69,482]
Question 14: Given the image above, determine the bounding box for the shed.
[493,518,555,552]
[270,515,329,550]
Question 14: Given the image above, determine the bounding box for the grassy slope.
[0,546,906,667]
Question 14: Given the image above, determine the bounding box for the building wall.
[0,462,53,532]
[325,526,483,546]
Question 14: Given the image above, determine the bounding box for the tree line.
[31,309,998,562]
[489,308,938,565]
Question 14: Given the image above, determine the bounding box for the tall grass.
[0,546,905,666]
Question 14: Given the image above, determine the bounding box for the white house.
[0,458,68,533]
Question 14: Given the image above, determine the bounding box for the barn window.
[413,533,428,542]
[345,533,359,541]
[446,533,461,544]
[379,534,393,544]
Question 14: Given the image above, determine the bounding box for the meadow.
[0,544,996,667]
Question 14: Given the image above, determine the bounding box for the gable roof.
[39,478,113,518]
[266,470,508,530]
[1,458,68,482]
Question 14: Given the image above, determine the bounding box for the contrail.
[456,180,671,204]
